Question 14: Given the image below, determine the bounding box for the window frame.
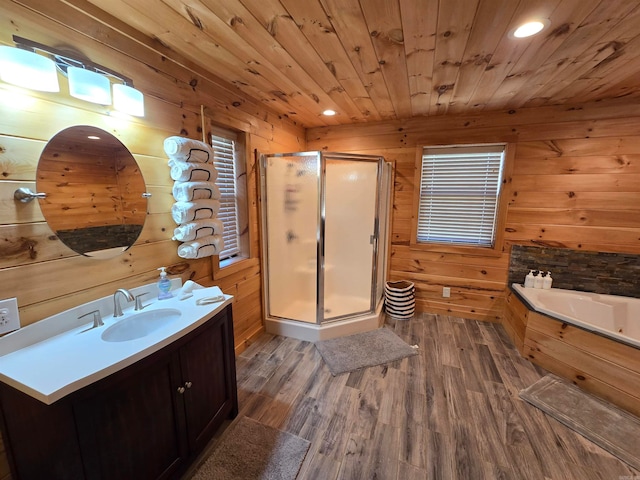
[210,126,243,262]
[201,107,253,279]
[410,142,513,257]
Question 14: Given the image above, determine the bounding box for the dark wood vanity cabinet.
[178,309,239,453]
[0,304,238,480]
[73,351,187,480]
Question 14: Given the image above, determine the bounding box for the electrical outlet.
[0,298,20,335]
[442,287,451,298]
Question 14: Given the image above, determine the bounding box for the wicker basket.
[384,280,415,320]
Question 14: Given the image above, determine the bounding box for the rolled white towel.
[181,280,204,294]
[172,218,224,241]
[172,181,221,202]
[177,235,224,259]
[169,160,218,182]
[164,136,214,163]
[172,200,220,224]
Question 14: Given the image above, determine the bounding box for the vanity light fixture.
[113,83,145,117]
[0,36,145,117]
[68,66,111,105]
[512,20,549,38]
[0,45,59,92]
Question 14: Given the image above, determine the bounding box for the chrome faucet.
[113,288,134,317]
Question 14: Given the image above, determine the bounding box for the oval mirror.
[36,125,147,258]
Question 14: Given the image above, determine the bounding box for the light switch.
[0,298,20,334]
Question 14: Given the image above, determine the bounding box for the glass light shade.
[68,66,111,105]
[113,84,144,117]
[0,46,59,92]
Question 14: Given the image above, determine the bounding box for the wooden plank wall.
[307,101,640,322]
[0,0,305,335]
[0,2,305,478]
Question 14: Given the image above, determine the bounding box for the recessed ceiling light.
[322,109,336,116]
[512,20,548,38]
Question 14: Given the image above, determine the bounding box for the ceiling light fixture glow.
[513,20,547,38]
[322,109,336,116]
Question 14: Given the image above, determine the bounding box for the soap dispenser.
[157,267,173,300]
[543,271,553,290]
[524,270,535,288]
[533,271,544,289]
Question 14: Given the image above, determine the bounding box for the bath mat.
[190,416,310,480]
[519,374,640,470]
[314,327,418,376]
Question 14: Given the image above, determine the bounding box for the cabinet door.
[0,385,84,480]
[74,353,188,480]
[179,306,238,452]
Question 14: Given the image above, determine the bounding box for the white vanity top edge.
[0,282,233,405]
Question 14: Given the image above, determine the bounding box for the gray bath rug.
[519,374,640,471]
[314,327,418,376]
[190,416,310,480]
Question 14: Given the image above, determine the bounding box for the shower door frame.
[259,151,388,326]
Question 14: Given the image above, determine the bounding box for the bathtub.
[511,283,640,349]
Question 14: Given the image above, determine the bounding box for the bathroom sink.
[101,309,182,342]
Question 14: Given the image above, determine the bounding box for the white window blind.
[210,128,240,260]
[417,144,505,247]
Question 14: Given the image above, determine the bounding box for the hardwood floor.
[200,313,640,479]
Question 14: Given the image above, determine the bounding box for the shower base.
[265,297,384,342]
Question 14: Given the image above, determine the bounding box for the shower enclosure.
[259,151,392,341]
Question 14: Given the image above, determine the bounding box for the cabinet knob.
[184,381,193,389]
[177,386,185,394]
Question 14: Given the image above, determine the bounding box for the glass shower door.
[264,153,319,323]
[323,156,380,321]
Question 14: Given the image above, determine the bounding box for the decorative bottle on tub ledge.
[524,270,535,288]
[543,271,553,290]
[533,271,544,289]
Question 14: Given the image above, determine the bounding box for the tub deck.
[511,284,640,349]
[503,287,640,418]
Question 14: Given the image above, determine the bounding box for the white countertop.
[0,283,233,405]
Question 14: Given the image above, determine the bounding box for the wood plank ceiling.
[84,0,640,127]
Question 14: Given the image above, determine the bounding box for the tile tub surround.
[508,245,640,297]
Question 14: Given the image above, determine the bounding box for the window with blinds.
[210,129,240,260]
[417,144,505,247]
